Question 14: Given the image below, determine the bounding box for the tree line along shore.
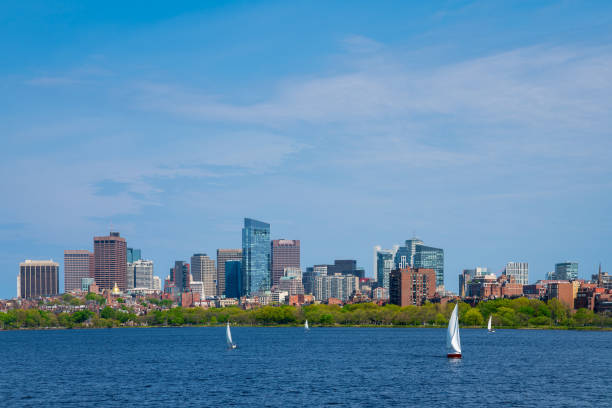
[2,296,612,330]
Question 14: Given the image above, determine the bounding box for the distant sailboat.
[226,322,237,349]
[304,319,309,331]
[487,315,495,333]
[447,303,462,359]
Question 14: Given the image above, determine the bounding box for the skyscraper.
[64,250,94,292]
[225,260,242,298]
[126,248,141,263]
[271,239,300,287]
[392,238,444,288]
[242,218,271,296]
[133,259,154,289]
[216,249,242,296]
[376,249,395,290]
[191,254,216,298]
[555,262,578,281]
[19,260,59,298]
[504,262,529,285]
[94,232,127,290]
[171,261,190,293]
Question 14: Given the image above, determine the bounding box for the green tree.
[462,308,484,326]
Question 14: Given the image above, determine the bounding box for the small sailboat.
[304,319,309,331]
[487,315,495,333]
[226,322,237,349]
[446,303,462,359]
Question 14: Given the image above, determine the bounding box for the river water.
[0,327,609,407]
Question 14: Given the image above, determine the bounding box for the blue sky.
[1,1,611,298]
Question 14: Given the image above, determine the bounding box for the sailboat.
[226,322,237,349]
[446,303,462,359]
[487,315,495,333]
[304,319,309,331]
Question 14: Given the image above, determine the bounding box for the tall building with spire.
[94,232,127,290]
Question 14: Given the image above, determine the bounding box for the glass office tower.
[555,262,578,280]
[413,245,445,288]
[242,218,271,296]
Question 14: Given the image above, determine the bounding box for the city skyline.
[1,2,611,299]
[7,220,607,300]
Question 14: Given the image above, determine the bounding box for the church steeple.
[598,263,602,287]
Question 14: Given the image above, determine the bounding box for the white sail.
[305,319,309,330]
[487,315,492,331]
[226,322,234,347]
[446,304,461,354]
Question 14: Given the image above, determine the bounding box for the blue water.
[0,327,609,407]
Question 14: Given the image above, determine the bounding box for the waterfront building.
[191,254,216,298]
[546,281,574,309]
[504,262,529,285]
[94,232,127,290]
[18,260,59,299]
[225,260,242,299]
[216,249,242,296]
[555,262,578,281]
[126,248,141,263]
[313,273,358,302]
[242,218,271,296]
[64,250,94,292]
[389,268,436,307]
[271,239,300,287]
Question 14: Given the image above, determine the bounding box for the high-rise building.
[389,268,436,306]
[555,262,578,281]
[376,250,395,290]
[191,254,216,298]
[133,259,154,289]
[94,232,127,290]
[64,250,94,292]
[171,261,190,293]
[127,262,135,289]
[303,265,327,295]
[413,245,444,288]
[225,260,242,299]
[374,245,399,284]
[216,249,242,297]
[459,267,488,297]
[242,218,271,296]
[391,238,444,287]
[152,276,162,291]
[504,262,529,285]
[18,260,59,298]
[126,248,141,263]
[271,240,300,287]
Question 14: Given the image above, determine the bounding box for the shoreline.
[2,324,612,332]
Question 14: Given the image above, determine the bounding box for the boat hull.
[447,353,462,359]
